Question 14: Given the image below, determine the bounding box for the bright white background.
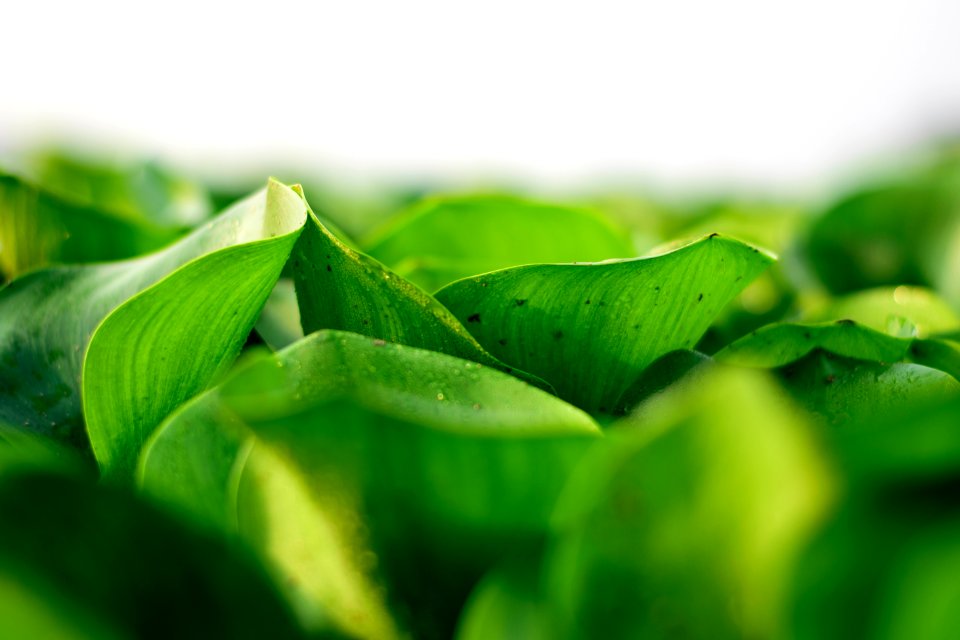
[2,0,959,194]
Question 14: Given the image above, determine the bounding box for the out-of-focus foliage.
[364,194,635,292]
[2,141,960,639]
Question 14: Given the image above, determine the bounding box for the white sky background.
[1,0,959,196]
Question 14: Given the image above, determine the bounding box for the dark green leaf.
[0,469,303,640]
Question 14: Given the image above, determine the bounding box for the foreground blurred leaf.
[435,234,774,413]
[0,469,302,640]
[791,476,960,639]
[543,368,832,639]
[364,194,635,292]
[292,200,549,388]
[140,330,599,640]
[0,173,180,279]
[0,180,306,477]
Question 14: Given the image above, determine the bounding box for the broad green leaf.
[0,179,306,474]
[140,330,600,640]
[544,368,832,640]
[292,202,549,388]
[364,194,635,292]
[434,234,774,413]
[0,173,180,279]
[0,468,302,639]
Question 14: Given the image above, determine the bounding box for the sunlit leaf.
[0,180,306,479]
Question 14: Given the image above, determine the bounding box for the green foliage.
[140,331,598,639]
[2,144,960,638]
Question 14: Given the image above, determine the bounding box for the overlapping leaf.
[140,330,600,640]
[434,234,774,412]
[0,180,306,480]
[292,202,549,388]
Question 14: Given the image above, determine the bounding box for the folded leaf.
[140,330,600,640]
[435,234,774,412]
[364,194,635,292]
[292,202,550,388]
[0,180,306,478]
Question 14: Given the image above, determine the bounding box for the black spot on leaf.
[467,313,481,323]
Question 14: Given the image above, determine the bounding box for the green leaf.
[0,179,306,474]
[434,234,774,413]
[544,368,832,640]
[611,349,711,415]
[715,320,960,380]
[0,173,181,279]
[715,320,960,426]
[291,201,550,388]
[364,194,635,292]
[455,558,554,640]
[0,468,303,639]
[140,330,599,640]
